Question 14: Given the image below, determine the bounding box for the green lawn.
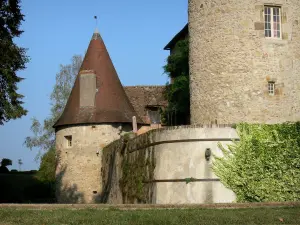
[0,207,299,225]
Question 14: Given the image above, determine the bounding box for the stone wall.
[55,123,131,203]
[101,125,237,204]
[100,136,126,204]
[189,0,300,124]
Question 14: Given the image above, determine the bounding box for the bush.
[213,122,300,202]
[0,148,58,203]
[37,147,56,183]
[0,173,55,203]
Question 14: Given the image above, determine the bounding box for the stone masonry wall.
[101,133,155,204]
[189,0,300,124]
[102,125,237,204]
[101,136,127,204]
[55,123,131,203]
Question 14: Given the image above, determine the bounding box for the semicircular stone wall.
[102,125,237,204]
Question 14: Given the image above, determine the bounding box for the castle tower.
[53,29,142,203]
[189,0,300,125]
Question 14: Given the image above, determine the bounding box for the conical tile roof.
[54,29,143,128]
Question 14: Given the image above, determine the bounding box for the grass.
[0,206,299,225]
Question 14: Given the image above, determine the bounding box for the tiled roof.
[53,30,143,128]
[124,86,168,124]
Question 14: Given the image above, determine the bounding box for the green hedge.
[213,122,300,202]
[0,172,55,203]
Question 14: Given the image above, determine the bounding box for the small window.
[65,135,72,147]
[264,6,282,39]
[147,107,161,124]
[268,82,275,96]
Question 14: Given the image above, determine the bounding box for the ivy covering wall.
[120,147,155,203]
[101,132,156,204]
[213,123,300,202]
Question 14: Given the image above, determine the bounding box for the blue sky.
[0,0,188,170]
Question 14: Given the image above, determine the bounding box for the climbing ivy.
[162,38,190,125]
[213,122,300,202]
[120,147,155,203]
[185,177,196,184]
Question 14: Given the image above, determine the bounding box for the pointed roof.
[164,23,188,50]
[54,29,143,128]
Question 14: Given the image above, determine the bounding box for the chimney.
[79,70,97,107]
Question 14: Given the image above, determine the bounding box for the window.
[147,107,161,124]
[268,82,275,96]
[65,135,72,147]
[264,6,281,38]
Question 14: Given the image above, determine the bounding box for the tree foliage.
[213,123,300,202]
[162,38,189,125]
[24,55,82,155]
[24,55,82,181]
[36,147,55,182]
[0,0,29,124]
[0,158,12,173]
[1,158,12,167]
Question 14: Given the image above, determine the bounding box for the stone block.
[254,22,264,30]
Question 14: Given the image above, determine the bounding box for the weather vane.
[94,16,98,27]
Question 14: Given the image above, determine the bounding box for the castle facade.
[54,0,300,203]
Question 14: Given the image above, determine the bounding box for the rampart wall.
[101,125,237,204]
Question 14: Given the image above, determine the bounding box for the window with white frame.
[264,6,282,38]
[268,82,275,96]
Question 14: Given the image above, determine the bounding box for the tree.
[162,38,189,125]
[24,55,82,180]
[0,0,29,125]
[213,123,300,202]
[37,147,55,182]
[0,158,12,173]
[24,55,82,155]
[18,158,22,171]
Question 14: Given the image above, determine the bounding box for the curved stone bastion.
[101,125,238,204]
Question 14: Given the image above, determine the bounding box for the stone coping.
[103,124,239,153]
[152,124,235,131]
[132,124,236,139]
[133,124,237,138]
[124,125,238,152]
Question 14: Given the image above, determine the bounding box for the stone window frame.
[65,135,73,148]
[268,81,275,96]
[264,5,282,39]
